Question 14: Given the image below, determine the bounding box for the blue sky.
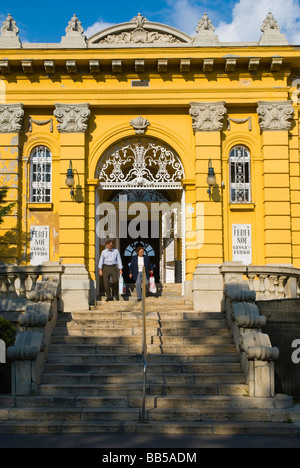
[1,0,300,43]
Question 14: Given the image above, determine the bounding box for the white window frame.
[30,146,52,203]
[229,146,251,203]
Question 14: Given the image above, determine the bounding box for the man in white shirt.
[99,239,123,301]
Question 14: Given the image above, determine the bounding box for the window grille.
[30,146,52,203]
[229,146,251,203]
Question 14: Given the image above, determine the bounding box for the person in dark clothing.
[99,239,123,301]
[129,246,154,302]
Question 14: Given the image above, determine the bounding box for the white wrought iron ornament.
[97,140,184,189]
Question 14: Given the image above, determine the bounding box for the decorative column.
[189,101,227,312]
[257,101,294,264]
[0,104,24,262]
[54,103,91,312]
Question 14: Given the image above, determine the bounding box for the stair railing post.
[141,266,147,422]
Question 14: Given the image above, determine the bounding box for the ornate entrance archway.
[95,137,185,293]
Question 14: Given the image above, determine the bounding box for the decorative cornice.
[54,103,90,133]
[0,104,24,133]
[189,102,227,132]
[257,101,294,131]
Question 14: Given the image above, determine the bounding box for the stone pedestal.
[61,264,90,312]
[193,264,223,312]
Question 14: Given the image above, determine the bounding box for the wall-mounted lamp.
[65,160,75,198]
[206,159,216,198]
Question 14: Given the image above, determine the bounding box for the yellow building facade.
[0,12,299,302]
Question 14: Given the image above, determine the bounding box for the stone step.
[40,371,245,386]
[42,365,242,378]
[48,346,237,365]
[43,362,243,375]
[40,375,247,398]
[3,407,140,422]
[49,342,235,352]
[134,394,292,410]
[46,348,237,365]
[43,355,241,371]
[0,418,297,437]
[63,310,208,320]
[0,403,286,424]
[128,421,298,437]
[54,322,227,337]
[49,332,232,347]
[95,296,187,305]
[143,407,285,422]
[56,317,228,329]
[49,334,232,350]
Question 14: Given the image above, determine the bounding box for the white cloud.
[164,0,300,44]
[215,0,300,43]
[164,0,204,35]
[85,20,115,39]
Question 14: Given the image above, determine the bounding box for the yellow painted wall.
[0,43,299,281]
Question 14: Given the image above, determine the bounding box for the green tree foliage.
[0,188,15,225]
[0,317,16,347]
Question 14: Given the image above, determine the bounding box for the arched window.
[229,146,251,203]
[30,146,52,203]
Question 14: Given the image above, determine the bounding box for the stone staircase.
[0,284,298,435]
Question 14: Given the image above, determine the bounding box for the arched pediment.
[87,13,192,46]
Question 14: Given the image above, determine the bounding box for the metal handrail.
[140,266,147,422]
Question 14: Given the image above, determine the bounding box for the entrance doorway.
[95,137,185,295]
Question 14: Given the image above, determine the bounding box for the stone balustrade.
[220,263,300,301]
[224,281,280,398]
[0,262,64,395]
[0,263,64,301]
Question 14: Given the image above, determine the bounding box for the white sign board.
[30,226,49,265]
[232,224,252,265]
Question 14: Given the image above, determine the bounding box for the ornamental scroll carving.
[97,139,184,189]
[0,104,24,133]
[189,102,227,132]
[257,101,294,131]
[54,104,90,133]
[99,13,182,44]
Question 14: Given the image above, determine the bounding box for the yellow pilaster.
[195,131,223,264]
[261,131,292,263]
[0,133,21,262]
[86,179,98,281]
[59,133,87,264]
[182,178,197,280]
[289,107,300,267]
